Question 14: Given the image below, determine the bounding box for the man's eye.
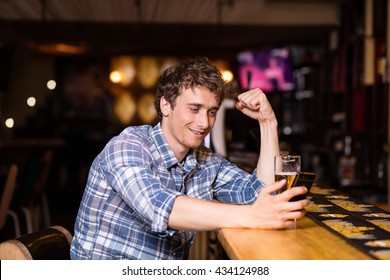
[189,107,199,112]
[208,111,217,117]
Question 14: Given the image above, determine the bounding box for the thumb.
[235,102,245,112]
[235,102,258,119]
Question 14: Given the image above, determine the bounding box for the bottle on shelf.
[338,135,357,187]
[377,42,387,84]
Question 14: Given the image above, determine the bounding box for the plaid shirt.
[70,124,264,259]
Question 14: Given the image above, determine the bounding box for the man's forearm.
[256,119,279,185]
[167,195,249,232]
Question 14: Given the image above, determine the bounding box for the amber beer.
[275,172,298,194]
[274,154,300,194]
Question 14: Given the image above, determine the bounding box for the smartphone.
[289,172,316,202]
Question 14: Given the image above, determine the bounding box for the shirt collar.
[151,123,178,169]
[151,123,199,171]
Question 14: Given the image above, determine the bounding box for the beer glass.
[274,155,301,194]
[274,154,301,229]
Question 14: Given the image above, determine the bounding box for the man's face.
[161,86,220,159]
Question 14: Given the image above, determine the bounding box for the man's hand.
[242,180,310,229]
[235,88,276,123]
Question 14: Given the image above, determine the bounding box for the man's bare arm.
[168,180,309,231]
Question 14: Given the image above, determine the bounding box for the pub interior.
[0,0,389,260]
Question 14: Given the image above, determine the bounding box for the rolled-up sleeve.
[212,158,265,204]
[101,138,181,234]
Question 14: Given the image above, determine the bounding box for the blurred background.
[0,0,389,253]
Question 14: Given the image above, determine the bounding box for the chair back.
[0,164,18,230]
[0,225,72,260]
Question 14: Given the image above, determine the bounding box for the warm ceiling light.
[110,56,136,86]
[222,70,234,82]
[110,71,123,84]
[27,97,36,107]
[211,59,234,82]
[5,118,14,128]
[47,80,56,90]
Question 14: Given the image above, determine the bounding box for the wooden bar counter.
[217,216,372,260]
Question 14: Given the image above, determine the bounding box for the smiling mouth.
[188,127,206,136]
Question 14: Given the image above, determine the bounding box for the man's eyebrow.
[187,102,202,106]
[187,103,220,110]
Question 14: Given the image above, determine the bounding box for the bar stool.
[0,225,72,260]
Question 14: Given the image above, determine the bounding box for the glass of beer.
[274,155,301,194]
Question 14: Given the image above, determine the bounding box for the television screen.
[237,48,294,92]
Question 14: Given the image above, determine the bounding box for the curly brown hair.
[154,57,231,122]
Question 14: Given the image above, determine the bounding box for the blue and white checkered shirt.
[70,123,264,259]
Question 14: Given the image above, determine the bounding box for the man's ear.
[160,96,170,117]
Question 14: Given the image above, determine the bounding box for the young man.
[70,57,309,260]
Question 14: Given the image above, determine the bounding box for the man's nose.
[196,112,209,128]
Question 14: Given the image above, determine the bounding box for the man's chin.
[187,140,204,149]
